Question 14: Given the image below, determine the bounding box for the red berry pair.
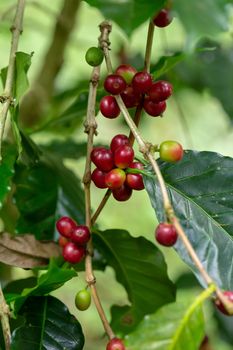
[56,216,90,264]
[91,134,144,201]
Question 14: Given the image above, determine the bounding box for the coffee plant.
[0,0,232,349]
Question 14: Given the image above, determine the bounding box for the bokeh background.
[0,1,233,349]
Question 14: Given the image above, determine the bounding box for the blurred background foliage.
[0,0,233,349]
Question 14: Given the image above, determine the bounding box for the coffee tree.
[0,0,232,349]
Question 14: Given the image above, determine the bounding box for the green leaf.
[84,0,165,36]
[41,140,87,159]
[173,0,229,49]
[0,52,32,103]
[143,151,233,290]
[125,286,215,350]
[7,259,77,314]
[151,52,186,79]
[11,296,84,350]
[0,144,16,208]
[174,44,233,122]
[93,229,176,334]
[13,162,58,240]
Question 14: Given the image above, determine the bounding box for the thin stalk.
[99,20,233,315]
[0,0,26,161]
[83,64,115,339]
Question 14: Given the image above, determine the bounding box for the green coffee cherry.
[85,47,104,67]
[75,289,91,311]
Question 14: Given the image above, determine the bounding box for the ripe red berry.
[153,8,172,28]
[147,80,173,102]
[91,168,108,188]
[132,71,153,94]
[104,74,127,95]
[75,289,91,311]
[71,225,90,245]
[91,147,114,172]
[115,64,137,85]
[112,184,132,202]
[56,216,76,238]
[58,236,69,248]
[155,223,178,246]
[126,162,144,190]
[159,141,184,162]
[100,95,120,119]
[143,99,166,117]
[110,134,129,153]
[121,86,140,108]
[105,168,126,189]
[62,242,85,264]
[215,291,233,315]
[114,145,134,169]
[106,338,126,350]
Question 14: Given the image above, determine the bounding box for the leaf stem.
[99,20,233,315]
[0,0,25,162]
[83,64,115,339]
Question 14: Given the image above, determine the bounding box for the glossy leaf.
[173,0,229,49]
[41,140,87,159]
[6,259,77,314]
[93,229,176,334]
[143,150,233,290]
[0,144,16,208]
[151,52,186,80]
[125,286,215,350]
[11,296,84,350]
[85,0,165,36]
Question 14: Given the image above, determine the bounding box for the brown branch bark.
[19,0,80,128]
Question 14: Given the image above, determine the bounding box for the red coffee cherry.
[155,223,178,246]
[126,162,144,190]
[115,64,137,85]
[105,168,126,189]
[71,225,90,245]
[56,216,76,238]
[147,80,173,102]
[91,147,114,172]
[91,168,108,189]
[114,145,134,169]
[153,8,172,28]
[132,72,153,94]
[104,74,127,95]
[143,99,166,117]
[159,141,184,162]
[62,242,85,264]
[215,291,233,315]
[121,86,140,108]
[110,134,129,153]
[112,184,132,202]
[106,337,126,350]
[58,236,69,248]
[100,95,120,118]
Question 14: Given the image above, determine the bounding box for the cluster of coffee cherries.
[100,64,173,119]
[91,134,144,201]
[56,216,90,264]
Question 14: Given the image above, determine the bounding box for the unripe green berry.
[85,47,104,67]
[75,289,91,311]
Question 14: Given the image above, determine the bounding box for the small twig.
[99,20,233,315]
[91,189,111,225]
[0,0,25,162]
[0,286,11,350]
[83,63,115,339]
